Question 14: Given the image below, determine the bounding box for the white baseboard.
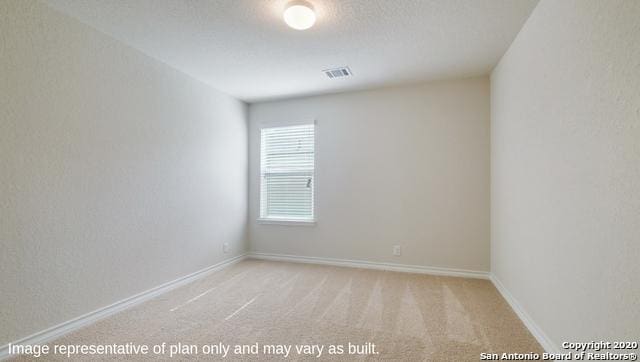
[248,252,489,279]
[490,274,559,354]
[0,253,247,361]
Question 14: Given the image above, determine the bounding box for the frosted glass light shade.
[283,1,316,30]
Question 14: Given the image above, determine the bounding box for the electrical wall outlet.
[393,245,402,256]
[223,242,229,253]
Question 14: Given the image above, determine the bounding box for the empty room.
[1,0,638,360]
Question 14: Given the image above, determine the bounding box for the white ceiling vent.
[323,67,352,79]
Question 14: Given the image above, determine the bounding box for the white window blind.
[260,123,315,222]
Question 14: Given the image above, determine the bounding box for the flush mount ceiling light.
[283,0,316,30]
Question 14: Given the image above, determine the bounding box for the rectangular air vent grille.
[323,67,352,79]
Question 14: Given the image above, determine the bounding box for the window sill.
[257,218,316,226]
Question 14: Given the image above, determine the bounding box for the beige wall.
[491,0,640,350]
[0,0,248,346]
[249,78,490,272]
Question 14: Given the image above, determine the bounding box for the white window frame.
[258,119,317,226]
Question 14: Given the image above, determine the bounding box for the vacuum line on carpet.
[225,297,257,321]
[170,286,220,312]
[169,269,254,312]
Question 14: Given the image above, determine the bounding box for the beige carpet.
[11,259,543,361]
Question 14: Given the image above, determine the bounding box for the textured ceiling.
[44,0,539,102]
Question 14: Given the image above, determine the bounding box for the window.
[260,122,315,223]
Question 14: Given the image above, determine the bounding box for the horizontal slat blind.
[260,123,315,221]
